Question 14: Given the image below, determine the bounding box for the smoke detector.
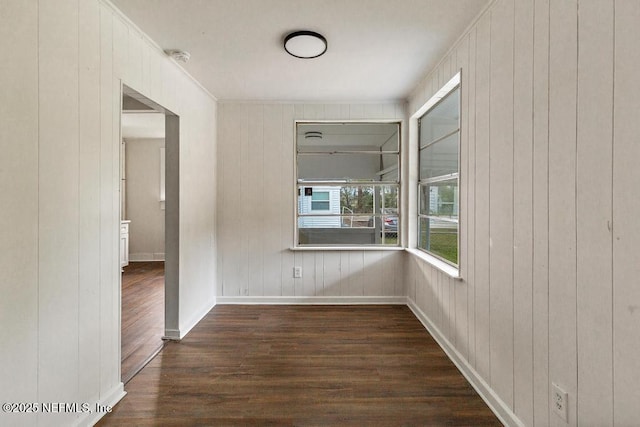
[165,49,191,63]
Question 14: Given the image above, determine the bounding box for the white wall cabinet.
[120,220,130,269]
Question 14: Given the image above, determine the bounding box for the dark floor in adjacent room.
[100,304,500,426]
[121,261,165,384]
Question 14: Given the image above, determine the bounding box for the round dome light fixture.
[284,31,327,59]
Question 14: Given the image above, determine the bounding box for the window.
[417,79,460,266]
[296,122,400,246]
[311,191,330,211]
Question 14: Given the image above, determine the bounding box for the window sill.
[290,246,405,251]
[405,248,461,279]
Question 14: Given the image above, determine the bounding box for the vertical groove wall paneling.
[576,0,614,425]
[110,67,121,381]
[263,105,284,296]
[449,52,458,350]
[324,251,341,297]
[0,1,39,421]
[98,2,117,395]
[467,27,478,370]
[220,104,242,296]
[38,1,80,424]
[216,104,225,294]
[531,0,550,424]
[488,0,515,408]
[473,11,492,382]
[247,105,264,296]
[513,0,535,424]
[364,251,383,296]
[1,2,218,425]
[548,0,578,426]
[280,104,296,296]
[239,105,250,295]
[78,0,102,403]
[405,0,637,425]
[613,1,640,425]
[218,102,404,299]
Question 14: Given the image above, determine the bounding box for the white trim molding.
[406,298,523,427]
[405,248,461,279]
[77,382,126,427]
[176,298,217,339]
[217,296,407,305]
[162,329,181,341]
[129,253,166,262]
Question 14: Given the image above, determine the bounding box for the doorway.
[120,85,179,384]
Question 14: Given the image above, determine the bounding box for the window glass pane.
[426,219,458,265]
[417,76,460,265]
[298,153,398,181]
[311,201,329,210]
[297,144,397,154]
[312,191,330,201]
[419,87,460,146]
[377,185,399,212]
[298,123,399,152]
[298,226,380,245]
[298,186,339,215]
[381,214,398,244]
[296,122,400,247]
[419,132,458,180]
[418,217,458,265]
[311,191,330,210]
[298,185,398,216]
[298,216,398,245]
[420,179,458,218]
[418,217,429,250]
[298,215,348,229]
[338,186,375,214]
[380,154,399,181]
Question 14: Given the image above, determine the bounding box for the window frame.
[416,75,461,269]
[293,120,402,249]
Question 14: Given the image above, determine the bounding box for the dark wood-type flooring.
[121,261,165,384]
[101,305,500,426]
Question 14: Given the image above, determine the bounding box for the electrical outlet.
[293,266,302,278]
[552,382,568,422]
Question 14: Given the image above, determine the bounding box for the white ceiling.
[111,0,490,102]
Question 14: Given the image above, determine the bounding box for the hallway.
[121,262,165,384]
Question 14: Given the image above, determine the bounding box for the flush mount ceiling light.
[165,49,191,63]
[304,131,323,139]
[284,31,327,59]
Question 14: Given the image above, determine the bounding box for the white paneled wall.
[126,138,166,261]
[0,0,39,420]
[217,103,405,300]
[0,1,216,426]
[406,0,639,426]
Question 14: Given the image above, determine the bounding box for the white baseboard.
[129,253,165,262]
[162,298,216,340]
[217,295,407,305]
[76,382,126,427]
[406,298,523,427]
[163,328,181,340]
